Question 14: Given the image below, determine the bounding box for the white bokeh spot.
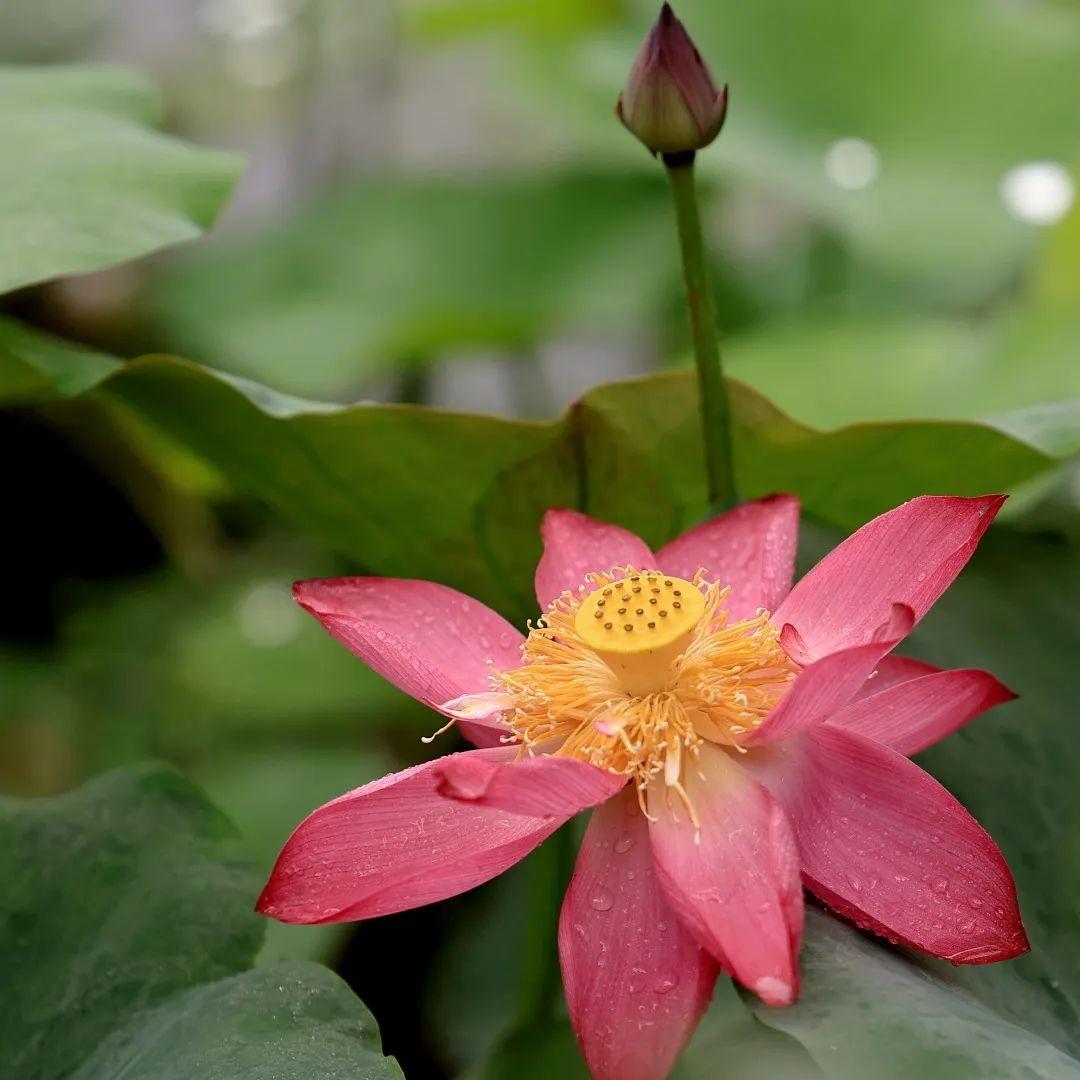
[824,138,880,191]
[1000,162,1075,226]
[236,580,303,648]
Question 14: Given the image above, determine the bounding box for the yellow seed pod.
[575,573,706,695]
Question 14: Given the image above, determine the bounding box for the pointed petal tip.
[253,878,327,925]
[540,506,576,528]
[947,922,1030,965]
[753,975,798,1007]
[981,672,1020,706]
[291,577,318,609]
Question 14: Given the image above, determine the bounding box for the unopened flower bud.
[616,3,728,157]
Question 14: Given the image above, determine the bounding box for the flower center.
[491,565,797,819]
[574,573,706,696]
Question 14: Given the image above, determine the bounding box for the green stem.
[513,825,575,1028]
[663,150,737,511]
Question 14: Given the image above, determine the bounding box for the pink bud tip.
[617,4,728,156]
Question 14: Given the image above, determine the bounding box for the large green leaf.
[1,765,260,1078]
[0,764,402,1079]
[0,65,241,294]
[71,963,400,1080]
[152,173,677,398]
[751,910,1080,1080]
[1,319,1074,619]
[676,982,823,1079]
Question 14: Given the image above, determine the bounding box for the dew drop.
[654,971,680,994]
[590,888,614,912]
[614,835,635,855]
[932,877,950,894]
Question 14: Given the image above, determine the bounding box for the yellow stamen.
[491,565,798,812]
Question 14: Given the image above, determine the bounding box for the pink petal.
[560,789,718,1080]
[535,509,655,610]
[257,748,558,923]
[656,495,799,620]
[647,746,803,1006]
[294,578,523,719]
[854,654,941,701]
[435,754,625,818]
[829,668,1016,756]
[749,726,1028,964]
[772,495,1004,661]
[748,604,915,745]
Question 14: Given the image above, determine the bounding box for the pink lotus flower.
[259,494,1027,1080]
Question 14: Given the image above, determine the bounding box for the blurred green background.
[1,1,1078,1078]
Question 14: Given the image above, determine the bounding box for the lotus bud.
[616,3,728,157]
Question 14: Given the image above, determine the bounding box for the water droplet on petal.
[590,888,614,912]
[614,835,635,854]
